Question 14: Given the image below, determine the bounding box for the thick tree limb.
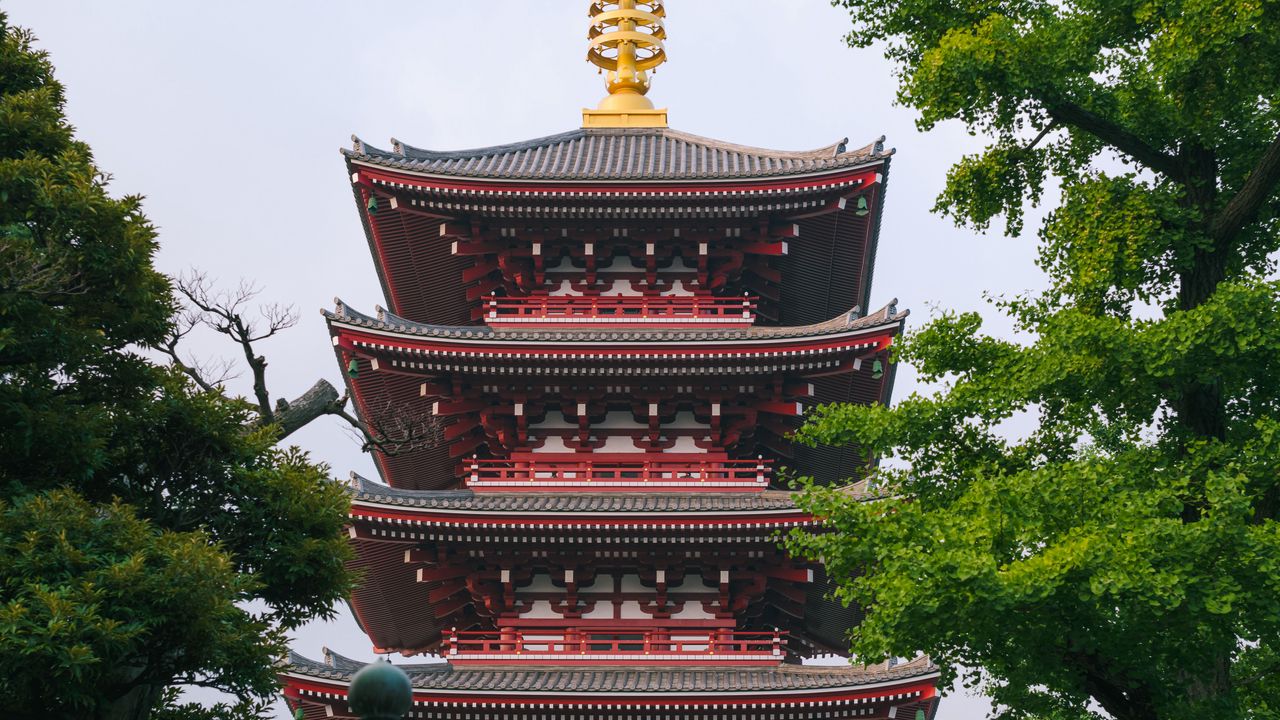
[273,379,346,439]
[1044,101,1182,179]
[1209,131,1280,243]
[1070,652,1160,720]
[267,379,441,456]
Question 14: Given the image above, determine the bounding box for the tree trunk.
[100,682,163,720]
[271,378,344,440]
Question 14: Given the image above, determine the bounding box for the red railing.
[443,628,785,665]
[465,458,771,492]
[485,294,757,326]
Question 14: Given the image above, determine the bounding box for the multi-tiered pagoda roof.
[285,3,939,719]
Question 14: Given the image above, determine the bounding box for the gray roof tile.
[287,649,939,693]
[345,128,891,182]
[348,474,802,512]
[325,300,907,344]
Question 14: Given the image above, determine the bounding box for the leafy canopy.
[786,0,1280,718]
[0,13,351,720]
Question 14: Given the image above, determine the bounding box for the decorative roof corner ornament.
[845,307,861,327]
[582,1,669,129]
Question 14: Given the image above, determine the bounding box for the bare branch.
[158,306,240,392]
[172,271,300,424]
[335,394,445,456]
[166,270,429,456]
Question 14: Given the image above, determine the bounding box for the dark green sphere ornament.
[348,659,412,720]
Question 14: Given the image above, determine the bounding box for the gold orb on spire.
[582,1,669,129]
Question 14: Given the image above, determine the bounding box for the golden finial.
[582,1,669,129]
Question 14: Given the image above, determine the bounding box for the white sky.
[6,2,1053,717]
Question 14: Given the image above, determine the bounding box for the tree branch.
[1208,130,1280,243]
[166,271,436,456]
[335,394,444,457]
[174,272,298,425]
[157,309,239,394]
[1024,120,1059,152]
[1044,101,1182,179]
[272,379,346,439]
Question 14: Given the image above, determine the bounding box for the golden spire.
[582,1,669,129]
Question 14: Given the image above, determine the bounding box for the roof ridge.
[655,128,851,160]
[389,129,589,161]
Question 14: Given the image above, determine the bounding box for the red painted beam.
[418,382,451,397]
[740,241,788,256]
[760,566,814,583]
[461,260,499,283]
[416,566,471,583]
[448,433,486,458]
[404,548,435,563]
[452,239,509,256]
[784,382,815,398]
[756,400,804,416]
[439,222,471,238]
[464,277,502,301]
[442,418,480,441]
[428,580,468,604]
[769,222,801,238]
[433,399,488,415]
[431,592,473,619]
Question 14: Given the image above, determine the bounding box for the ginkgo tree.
[786,0,1280,718]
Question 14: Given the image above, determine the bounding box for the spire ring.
[587,1,667,97]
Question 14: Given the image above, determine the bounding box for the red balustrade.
[443,628,785,665]
[485,294,757,326]
[465,458,771,492]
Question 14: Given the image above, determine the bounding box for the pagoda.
[283,3,941,719]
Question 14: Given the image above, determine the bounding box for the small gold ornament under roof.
[582,0,669,129]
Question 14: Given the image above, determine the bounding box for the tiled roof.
[345,128,891,182]
[349,474,801,513]
[287,649,939,694]
[325,300,906,343]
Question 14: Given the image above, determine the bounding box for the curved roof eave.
[343,128,894,185]
[285,649,941,697]
[346,473,808,517]
[324,299,907,347]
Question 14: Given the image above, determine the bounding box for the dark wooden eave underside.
[326,303,902,491]
[340,476,886,659]
[344,155,891,332]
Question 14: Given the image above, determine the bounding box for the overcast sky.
[6,2,1055,717]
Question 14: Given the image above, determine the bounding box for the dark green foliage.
[0,491,273,717]
[0,13,351,719]
[786,0,1280,717]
